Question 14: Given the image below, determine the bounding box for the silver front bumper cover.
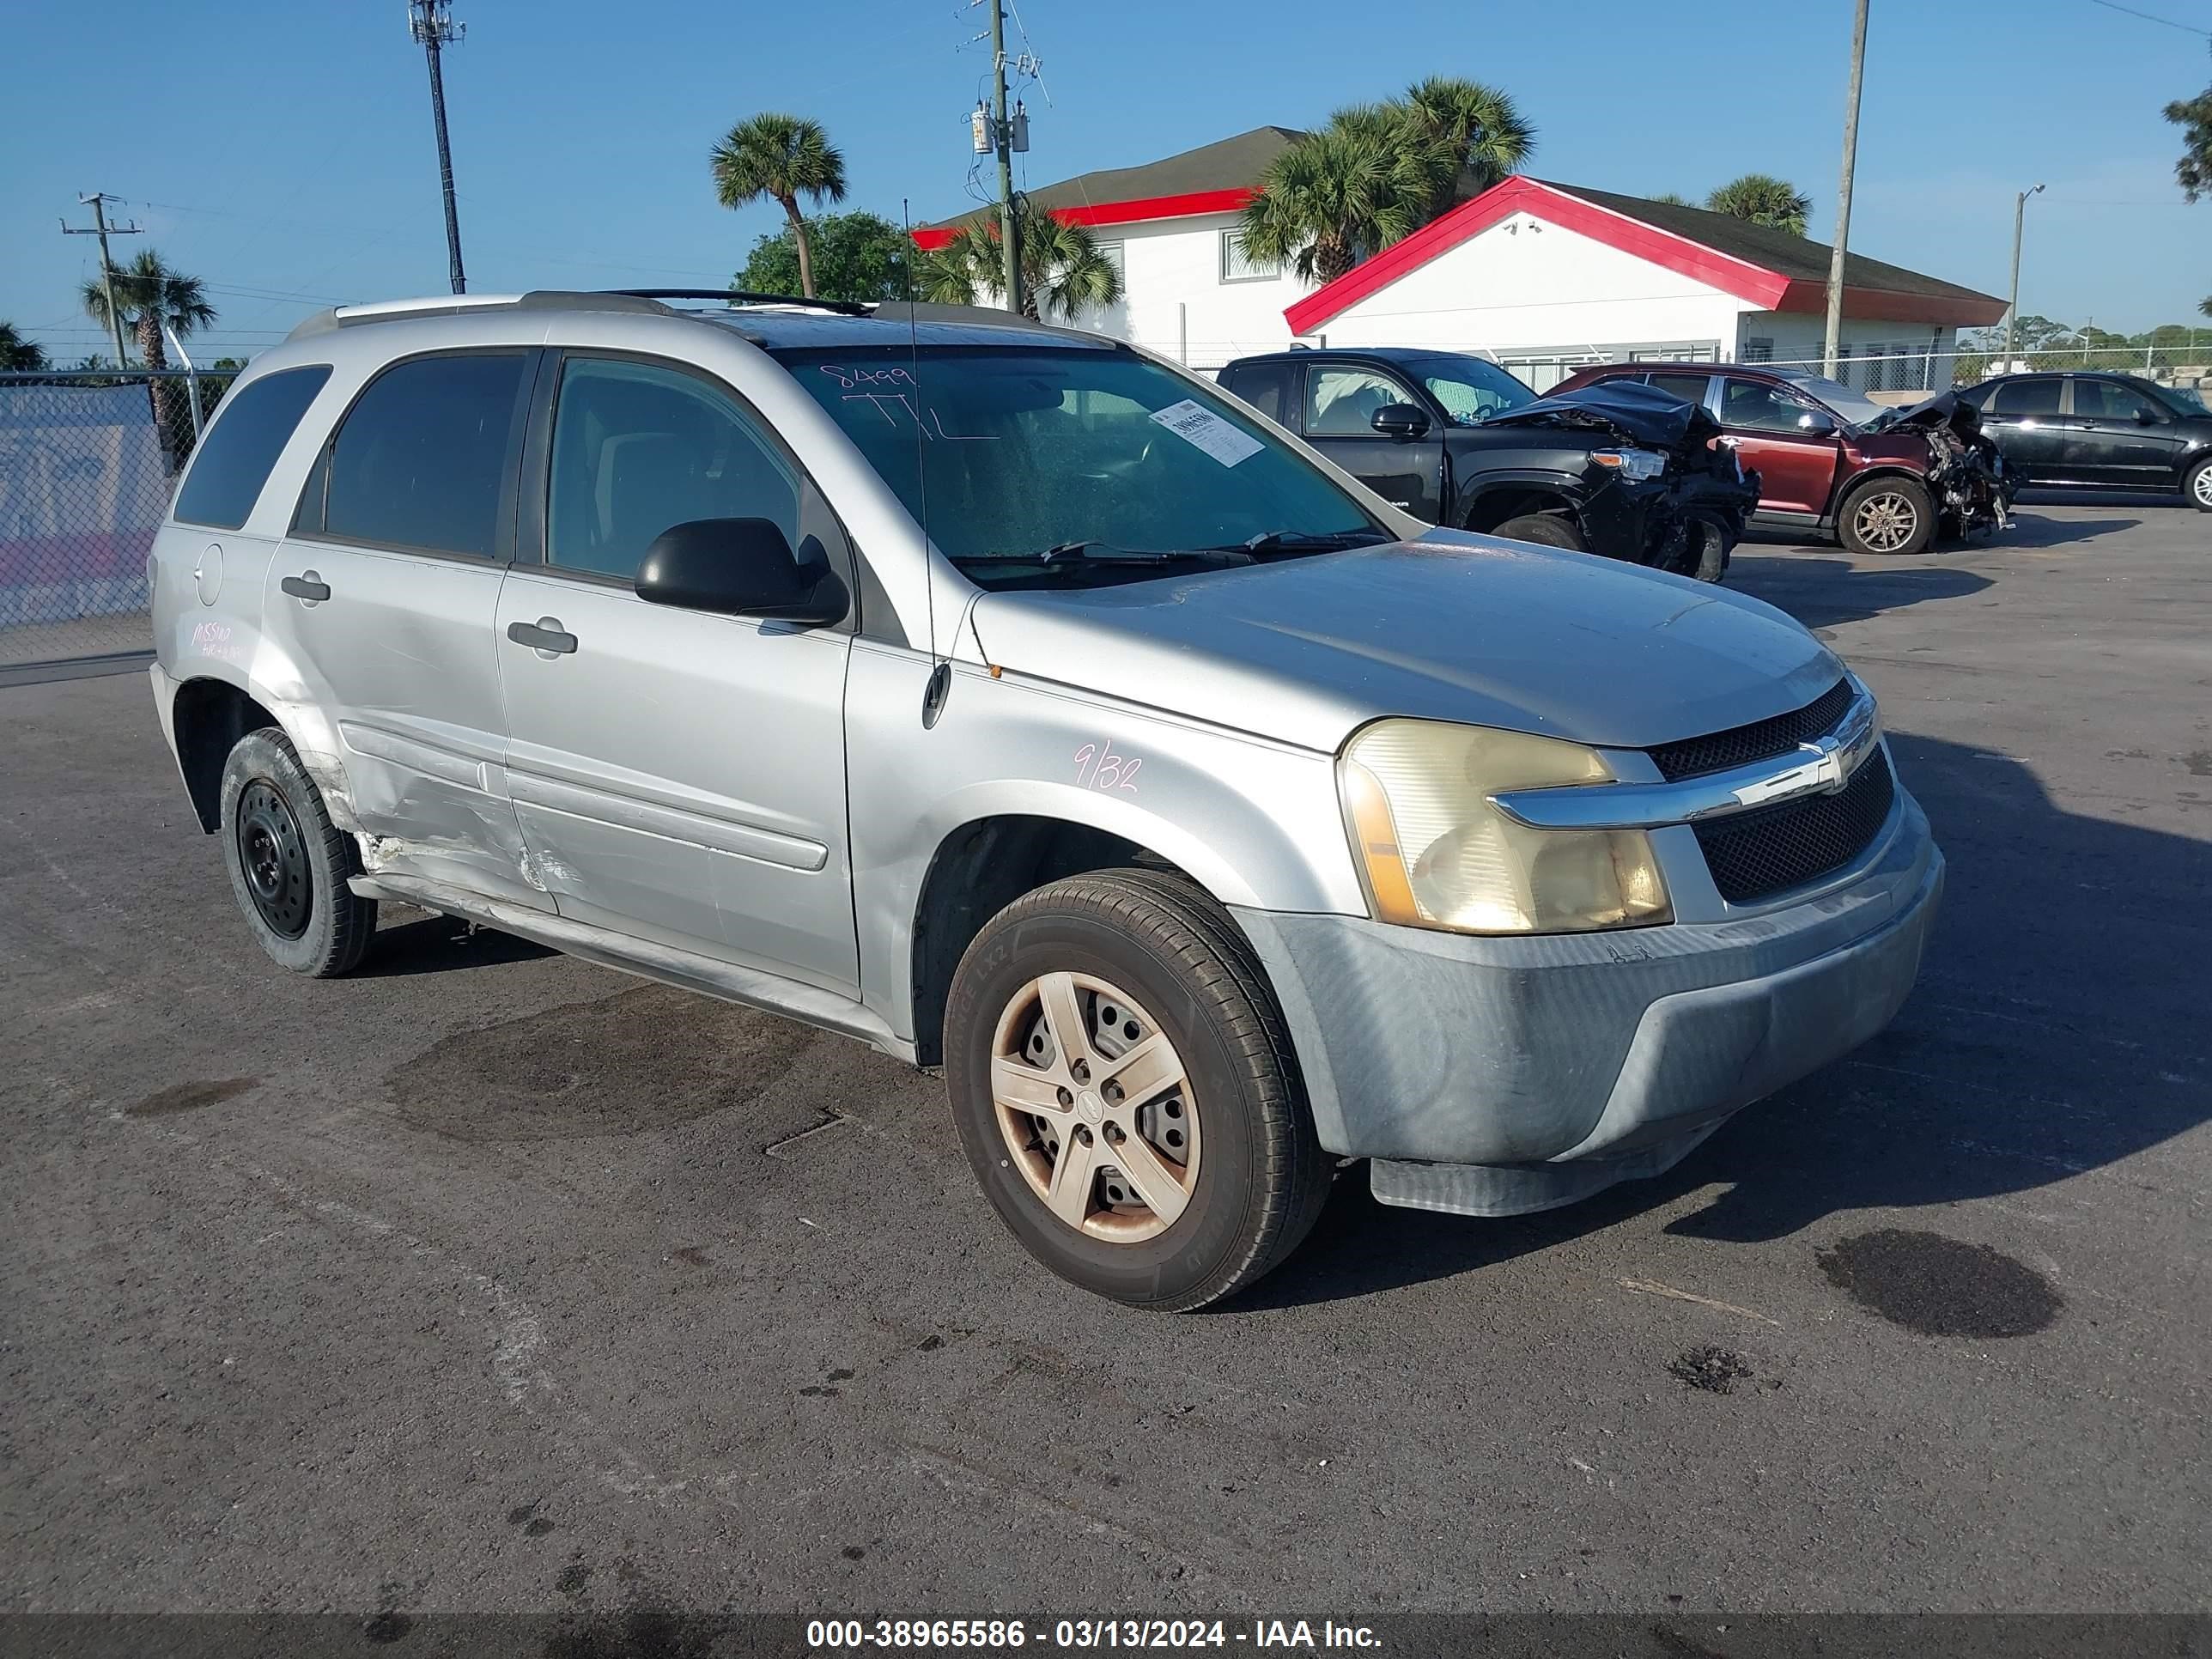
[1234,789,1942,1218]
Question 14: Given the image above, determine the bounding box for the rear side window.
[1646,372,1712,406]
[173,366,331,530]
[319,352,530,558]
[1990,379,2060,416]
[1223,362,1295,427]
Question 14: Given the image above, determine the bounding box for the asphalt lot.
[3,495,2208,1628]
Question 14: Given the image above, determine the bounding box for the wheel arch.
[1458,477,1584,535]
[171,676,283,833]
[1829,464,1930,519]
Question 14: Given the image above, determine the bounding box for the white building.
[915,132,2005,390]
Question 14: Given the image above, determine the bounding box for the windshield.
[776,344,1380,586]
[1411,356,1537,425]
[1771,370,1887,428]
[2146,380,2208,417]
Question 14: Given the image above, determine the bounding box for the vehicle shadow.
[356,908,556,977]
[1998,514,2142,550]
[1725,556,1993,629]
[1238,730,2212,1310]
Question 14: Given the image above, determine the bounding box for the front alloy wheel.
[990,970,1200,1243]
[1839,476,1935,556]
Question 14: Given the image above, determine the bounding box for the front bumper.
[1233,789,1942,1217]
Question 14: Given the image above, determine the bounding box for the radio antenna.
[906,198,951,729]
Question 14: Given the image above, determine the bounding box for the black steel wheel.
[218,727,376,976]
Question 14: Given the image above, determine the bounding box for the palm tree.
[1704,174,1814,237]
[1241,82,1534,285]
[0,321,49,371]
[80,248,216,373]
[1648,191,1692,208]
[1401,76,1534,210]
[711,113,848,299]
[918,197,1122,322]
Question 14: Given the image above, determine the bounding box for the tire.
[1838,476,1935,556]
[1679,514,1730,582]
[1491,511,1588,552]
[2186,456,2212,513]
[944,867,1334,1311]
[217,727,376,976]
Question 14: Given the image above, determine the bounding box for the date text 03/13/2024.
[805,1618,1383,1650]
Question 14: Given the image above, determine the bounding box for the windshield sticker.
[1149,399,1264,468]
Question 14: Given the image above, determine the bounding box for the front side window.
[2071,379,2160,422]
[1219,230,1281,283]
[174,365,331,530]
[1720,378,1826,435]
[322,353,528,558]
[775,344,1377,587]
[1990,378,2061,417]
[1224,362,1295,427]
[547,357,799,581]
[1305,366,1417,436]
[1413,356,1535,425]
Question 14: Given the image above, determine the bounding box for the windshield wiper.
[1218,528,1394,556]
[1034,541,1250,567]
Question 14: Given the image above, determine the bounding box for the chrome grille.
[1694,749,1895,903]
[1650,679,1856,781]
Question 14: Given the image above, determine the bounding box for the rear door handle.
[507,617,577,655]
[280,572,330,602]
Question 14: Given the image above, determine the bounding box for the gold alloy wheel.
[989,970,1200,1243]
[1851,489,1920,553]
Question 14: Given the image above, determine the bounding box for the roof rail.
[612,288,874,318]
[284,289,678,343]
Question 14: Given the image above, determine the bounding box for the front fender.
[842,643,1367,1042]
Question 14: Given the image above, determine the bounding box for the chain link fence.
[0,367,236,672]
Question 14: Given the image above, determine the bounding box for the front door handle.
[280,572,330,602]
[507,617,577,655]
[2075,421,2101,430]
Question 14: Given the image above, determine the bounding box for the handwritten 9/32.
[1073,739,1140,793]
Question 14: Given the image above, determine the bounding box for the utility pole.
[61,192,142,368]
[1821,0,1868,380]
[988,0,1022,315]
[408,0,468,295]
[2002,184,2045,369]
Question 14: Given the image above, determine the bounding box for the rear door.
[495,350,859,992]
[1218,360,1299,430]
[267,348,547,912]
[1976,376,2066,481]
[1298,362,1447,521]
[1713,375,1842,517]
[2063,377,2190,487]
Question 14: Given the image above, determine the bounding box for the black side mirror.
[2134,405,2160,426]
[635,518,847,624]
[1371,403,1432,440]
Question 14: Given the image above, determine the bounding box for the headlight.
[1590,447,1668,483]
[1339,720,1671,934]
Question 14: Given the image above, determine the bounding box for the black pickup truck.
[1218,346,1759,581]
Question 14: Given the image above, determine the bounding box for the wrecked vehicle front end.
[1875,391,2018,538]
[1486,382,1762,580]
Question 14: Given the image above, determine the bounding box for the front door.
[1977,376,2067,482]
[495,352,859,993]
[264,348,549,913]
[1714,376,1843,518]
[2063,377,2191,487]
[1298,363,1447,521]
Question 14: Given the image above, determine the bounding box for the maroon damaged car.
[1553,362,2012,557]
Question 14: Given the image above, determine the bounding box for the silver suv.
[149,290,1943,1309]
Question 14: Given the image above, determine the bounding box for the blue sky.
[5,0,2207,361]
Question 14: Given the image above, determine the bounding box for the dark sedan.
[1957,372,2212,509]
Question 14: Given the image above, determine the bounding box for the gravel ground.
[3,498,2207,1629]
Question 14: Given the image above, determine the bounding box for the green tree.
[735,210,912,303]
[711,112,848,299]
[2166,84,2212,201]
[0,320,49,371]
[1704,173,1814,236]
[1648,191,1692,207]
[79,247,216,372]
[917,197,1122,321]
[1240,79,1534,285]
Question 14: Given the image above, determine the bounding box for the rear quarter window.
[173,366,332,530]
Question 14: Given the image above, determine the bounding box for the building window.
[1096,240,1125,287]
[1219,229,1280,284]
[1741,337,1774,363]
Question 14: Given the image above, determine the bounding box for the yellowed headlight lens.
[1339,720,1671,934]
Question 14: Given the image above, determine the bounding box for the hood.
[1868,389,1981,439]
[1482,380,1720,454]
[968,532,1843,753]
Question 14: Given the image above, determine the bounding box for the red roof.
[1284,176,2007,335]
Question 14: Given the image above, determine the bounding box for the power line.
[2083,0,2212,36]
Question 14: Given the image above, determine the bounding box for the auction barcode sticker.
[1149,399,1265,467]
